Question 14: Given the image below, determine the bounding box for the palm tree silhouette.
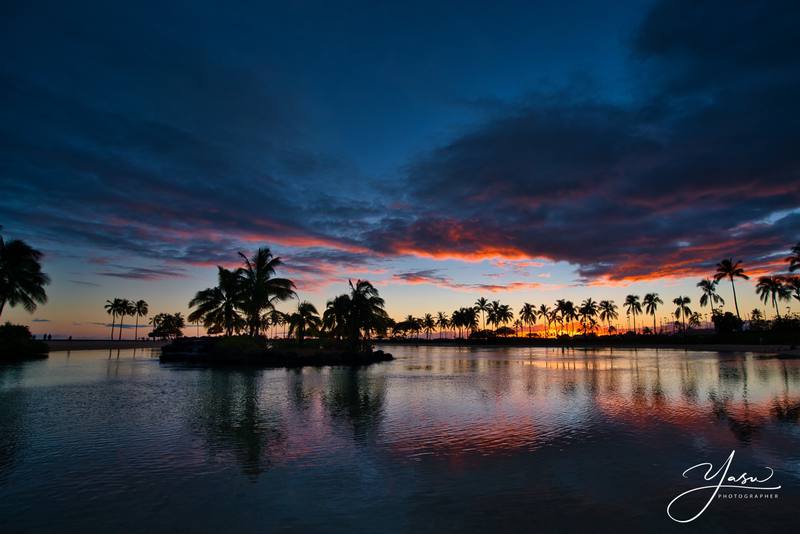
[623,295,642,334]
[133,299,149,341]
[346,279,389,350]
[189,267,245,336]
[673,296,692,333]
[578,298,598,334]
[104,298,119,340]
[697,279,724,317]
[519,303,536,337]
[496,303,513,328]
[422,313,435,340]
[787,242,800,272]
[237,248,295,337]
[537,304,552,338]
[287,301,321,345]
[0,227,50,319]
[755,276,790,319]
[598,300,618,335]
[714,259,748,320]
[642,293,662,335]
[322,294,350,341]
[474,297,489,331]
[435,312,449,339]
[118,299,133,340]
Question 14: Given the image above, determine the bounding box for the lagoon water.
[1,346,799,532]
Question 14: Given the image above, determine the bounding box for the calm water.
[1,346,799,532]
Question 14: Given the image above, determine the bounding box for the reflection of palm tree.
[714,258,748,319]
[755,276,790,319]
[0,228,50,319]
[325,368,386,442]
[642,293,662,334]
[598,300,618,335]
[623,295,642,334]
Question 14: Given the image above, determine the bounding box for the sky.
[1,0,799,337]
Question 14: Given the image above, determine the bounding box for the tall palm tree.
[642,293,663,335]
[237,248,296,337]
[0,228,50,319]
[287,301,321,345]
[346,279,389,350]
[133,299,149,341]
[435,312,449,339]
[623,295,642,334]
[787,242,800,272]
[598,300,618,335]
[269,309,286,339]
[537,304,552,337]
[697,279,724,317]
[519,303,536,337]
[422,313,435,340]
[496,304,513,328]
[578,298,598,335]
[474,297,490,331]
[714,259,748,319]
[322,294,351,341]
[118,299,134,340]
[673,296,692,333]
[104,298,119,340]
[188,267,244,336]
[755,276,791,319]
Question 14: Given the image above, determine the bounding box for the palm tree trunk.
[0,299,5,319]
[730,278,741,319]
[110,313,115,340]
[135,316,139,342]
[774,296,781,319]
[632,314,636,335]
[653,314,657,335]
[118,314,124,340]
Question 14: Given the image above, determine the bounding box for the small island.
[0,323,49,362]
[160,336,392,367]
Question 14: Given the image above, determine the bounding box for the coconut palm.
[104,298,121,340]
[322,294,350,340]
[133,300,149,341]
[435,312,450,339]
[788,276,800,303]
[578,298,598,334]
[713,259,748,319]
[519,303,536,337]
[237,248,296,337]
[188,267,245,336]
[697,279,724,317]
[268,309,286,339]
[787,242,800,272]
[755,276,791,319]
[474,297,490,330]
[422,313,436,340]
[346,279,389,350]
[598,300,618,335]
[117,299,133,340]
[537,304,552,337]
[287,301,321,345]
[673,296,692,333]
[642,293,663,335]
[623,295,642,334]
[0,228,50,320]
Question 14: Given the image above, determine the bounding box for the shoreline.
[46,339,169,351]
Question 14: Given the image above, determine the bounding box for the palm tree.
[474,297,490,331]
[287,301,321,345]
[673,296,692,333]
[496,304,513,328]
[519,303,536,337]
[0,228,50,319]
[623,295,642,334]
[697,279,724,318]
[642,293,663,335]
[322,294,350,340]
[755,276,791,319]
[422,313,435,340]
[714,259,748,319]
[133,299,149,341]
[578,298,598,335]
[269,309,285,339]
[787,242,800,272]
[188,267,245,336]
[598,300,618,335]
[788,276,800,303]
[435,312,449,339]
[104,298,120,340]
[537,304,552,337]
[346,279,389,351]
[237,248,296,337]
[117,299,133,340]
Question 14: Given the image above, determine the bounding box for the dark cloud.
[96,266,187,281]
[31,318,50,323]
[365,0,800,280]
